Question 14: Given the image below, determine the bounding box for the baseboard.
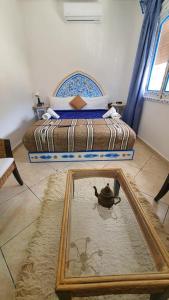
[12,140,22,152]
[137,136,169,164]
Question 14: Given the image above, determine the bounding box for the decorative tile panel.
[55,72,104,97]
[29,150,134,163]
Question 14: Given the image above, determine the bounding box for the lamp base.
[37,97,43,107]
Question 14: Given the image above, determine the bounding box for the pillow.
[49,95,109,110]
[42,113,51,120]
[82,96,109,110]
[49,96,74,110]
[102,106,121,118]
[47,108,60,119]
[69,95,87,110]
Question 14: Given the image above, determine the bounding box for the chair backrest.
[0,139,13,158]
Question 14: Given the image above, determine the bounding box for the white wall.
[0,0,33,148]
[19,0,142,102]
[138,100,169,160]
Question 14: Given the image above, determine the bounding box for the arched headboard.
[53,71,104,97]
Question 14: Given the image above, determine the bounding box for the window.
[147,15,169,97]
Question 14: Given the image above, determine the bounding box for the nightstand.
[108,102,126,115]
[32,105,49,120]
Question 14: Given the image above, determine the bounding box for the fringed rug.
[15,170,169,300]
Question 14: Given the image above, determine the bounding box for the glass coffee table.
[56,169,169,300]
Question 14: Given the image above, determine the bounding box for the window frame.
[164,67,169,92]
[146,14,169,100]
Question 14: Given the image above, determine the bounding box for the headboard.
[53,71,105,97]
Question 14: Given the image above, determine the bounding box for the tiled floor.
[0,139,169,299]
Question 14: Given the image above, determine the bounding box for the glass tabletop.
[65,176,157,278]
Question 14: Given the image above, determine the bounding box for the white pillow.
[49,95,109,110]
[42,113,51,120]
[102,106,120,118]
[82,96,109,110]
[47,108,60,119]
[49,97,74,110]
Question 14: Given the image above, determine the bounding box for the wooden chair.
[154,174,169,202]
[0,139,23,188]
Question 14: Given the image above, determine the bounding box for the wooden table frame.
[56,169,169,300]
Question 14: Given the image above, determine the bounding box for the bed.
[23,72,136,162]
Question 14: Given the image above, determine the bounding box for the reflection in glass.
[66,177,156,278]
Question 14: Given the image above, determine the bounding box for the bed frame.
[29,71,134,163]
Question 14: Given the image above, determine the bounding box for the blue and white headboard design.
[53,71,104,97]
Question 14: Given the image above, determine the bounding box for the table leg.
[114,179,120,197]
[57,292,72,300]
[150,290,169,300]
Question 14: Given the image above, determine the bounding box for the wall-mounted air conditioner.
[63,2,103,22]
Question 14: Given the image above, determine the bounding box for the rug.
[15,170,169,300]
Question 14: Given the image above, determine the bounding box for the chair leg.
[154,174,169,202]
[13,165,23,185]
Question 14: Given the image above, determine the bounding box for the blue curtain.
[122,0,162,133]
[140,0,148,13]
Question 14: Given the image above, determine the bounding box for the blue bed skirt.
[54,109,107,119]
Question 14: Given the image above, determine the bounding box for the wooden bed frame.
[28,71,134,163]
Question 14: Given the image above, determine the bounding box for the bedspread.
[23,118,136,153]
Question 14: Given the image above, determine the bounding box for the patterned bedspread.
[23,119,136,152]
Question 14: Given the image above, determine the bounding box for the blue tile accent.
[84,153,98,158]
[62,154,75,158]
[104,153,120,158]
[56,73,103,97]
[29,150,134,163]
[40,155,52,159]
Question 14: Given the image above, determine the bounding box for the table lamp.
[34,92,43,107]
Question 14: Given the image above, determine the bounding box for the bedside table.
[108,102,126,115]
[32,105,49,120]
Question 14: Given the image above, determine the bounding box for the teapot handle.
[93,186,98,198]
[114,197,121,205]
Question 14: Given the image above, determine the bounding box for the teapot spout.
[93,186,98,198]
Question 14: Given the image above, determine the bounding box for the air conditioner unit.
[63,2,103,22]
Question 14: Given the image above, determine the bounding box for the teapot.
[93,183,121,209]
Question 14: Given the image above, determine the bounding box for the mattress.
[23,118,136,153]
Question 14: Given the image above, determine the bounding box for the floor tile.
[0,174,27,204]
[85,161,109,169]
[133,139,154,168]
[142,192,168,223]
[135,168,168,198]
[0,251,15,300]
[2,222,36,283]
[47,161,73,171]
[143,155,169,178]
[0,189,41,247]
[13,144,29,163]
[30,176,51,201]
[103,160,140,177]
[141,155,169,205]
[16,162,56,188]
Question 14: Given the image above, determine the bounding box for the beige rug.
[15,170,169,300]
